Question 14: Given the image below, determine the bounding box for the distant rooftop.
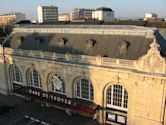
[96,7,113,12]
[38,5,58,8]
[0,12,23,16]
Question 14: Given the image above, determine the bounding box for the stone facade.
[0,25,166,125]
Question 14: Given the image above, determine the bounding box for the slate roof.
[4,33,155,60]
[3,25,166,60]
[96,7,113,12]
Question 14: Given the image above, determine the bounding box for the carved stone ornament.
[136,38,165,74]
[113,75,120,83]
[56,38,66,46]
[51,75,63,90]
[118,40,130,55]
[21,66,26,72]
[86,39,96,48]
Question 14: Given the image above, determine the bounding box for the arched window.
[50,74,65,94]
[10,65,22,85]
[107,84,128,111]
[76,78,93,101]
[27,69,42,88]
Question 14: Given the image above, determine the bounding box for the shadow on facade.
[3,32,103,125]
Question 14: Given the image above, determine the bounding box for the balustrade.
[4,48,135,69]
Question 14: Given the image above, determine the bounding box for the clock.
[51,75,63,90]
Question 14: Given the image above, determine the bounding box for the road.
[0,94,99,125]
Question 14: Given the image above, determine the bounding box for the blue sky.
[0,0,166,20]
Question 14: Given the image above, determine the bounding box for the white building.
[144,13,158,21]
[70,8,94,21]
[37,5,58,23]
[58,13,70,21]
[92,7,114,22]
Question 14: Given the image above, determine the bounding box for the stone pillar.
[0,45,9,95]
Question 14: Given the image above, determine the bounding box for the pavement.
[0,94,99,125]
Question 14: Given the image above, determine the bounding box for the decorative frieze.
[135,38,166,74]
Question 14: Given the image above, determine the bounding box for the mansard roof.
[3,25,166,60]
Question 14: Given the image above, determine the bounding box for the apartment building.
[58,13,70,21]
[37,5,58,23]
[70,8,94,21]
[0,12,26,26]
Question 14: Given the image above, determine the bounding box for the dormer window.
[56,38,66,46]
[118,40,130,54]
[11,36,23,48]
[35,37,44,44]
[20,36,24,42]
[16,36,24,43]
[86,39,96,48]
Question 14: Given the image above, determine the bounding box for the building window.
[76,78,93,101]
[50,74,65,94]
[10,65,22,85]
[27,69,42,88]
[107,84,128,111]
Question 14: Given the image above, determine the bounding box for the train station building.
[0,25,166,125]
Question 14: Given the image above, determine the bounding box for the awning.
[13,85,100,115]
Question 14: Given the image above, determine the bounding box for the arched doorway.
[105,84,128,125]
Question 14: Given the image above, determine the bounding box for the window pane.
[76,78,93,101]
[107,84,128,109]
[90,84,93,100]
[11,65,22,84]
[107,86,112,104]
[77,81,80,97]
[28,69,41,88]
[113,85,122,107]
[81,80,89,99]
[123,89,128,108]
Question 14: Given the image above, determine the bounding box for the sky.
[0,0,166,20]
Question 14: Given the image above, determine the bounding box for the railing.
[4,48,135,69]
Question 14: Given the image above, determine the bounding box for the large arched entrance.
[105,84,128,125]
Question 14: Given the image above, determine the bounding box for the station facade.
[0,25,166,125]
